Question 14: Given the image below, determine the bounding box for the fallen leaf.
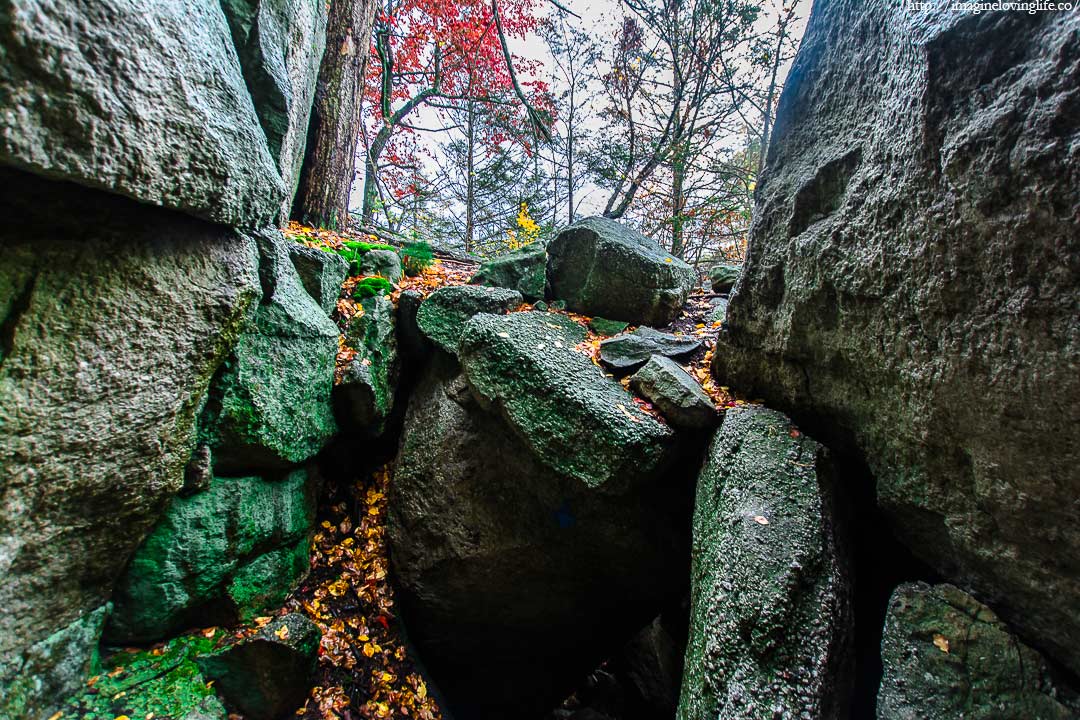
[275,625,290,640]
[753,515,770,525]
[933,633,950,653]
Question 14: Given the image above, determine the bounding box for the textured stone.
[470,243,548,301]
[201,232,339,472]
[197,613,320,720]
[0,170,261,715]
[711,3,1080,673]
[629,356,718,430]
[459,312,677,488]
[599,327,702,372]
[335,294,399,435]
[415,284,522,355]
[588,317,630,336]
[359,248,404,284]
[286,242,348,316]
[617,615,685,719]
[546,216,696,326]
[878,582,1078,720]
[106,470,317,642]
[220,0,327,220]
[389,360,690,719]
[707,264,740,294]
[0,0,285,227]
[678,406,851,720]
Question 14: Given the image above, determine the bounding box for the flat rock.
[415,285,522,355]
[459,312,677,488]
[710,3,1080,672]
[197,613,320,720]
[106,470,317,642]
[878,582,1078,720]
[629,356,718,430]
[470,243,548,301]
[678,406,851,720]
[599,327,701,372]
[546,217,696,326]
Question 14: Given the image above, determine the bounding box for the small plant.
[353,277,394,299]
[399,241,434,276]
[337,240,397,274]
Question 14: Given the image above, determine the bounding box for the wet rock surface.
[628,356,718,430]
[415,285,523,355]
[599,327,702,372]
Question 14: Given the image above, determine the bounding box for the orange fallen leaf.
[933,633,950,653]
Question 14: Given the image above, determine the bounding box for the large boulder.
[197,613,321,719]
[220,0,327,220]
[878,582,1078,720]
[678,406,851,720]
[200,232,339,472]
[546,217,696,326]
[0,170,261,717]
[710,4,1080,672]
[335,294,399,435]
[628,356,718,430]
[458,312,678,487]
[389,314,689,718]
[470,243,548,301]
[415,284,522,355]
[0,0,285,227]
[106,469,317,642]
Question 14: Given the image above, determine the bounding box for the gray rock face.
[200,232,339,473]
[0,170,261,715]
[878,582,1078,720]
[678,406,851,720]
[629,356,718,430]
[220,0,328,221]
[711,4,1080,673]
[335,294,399,435]
[599,327,702,372]
[358,248,404,284]
[470,243,548,301]
[389,359,690,719]
[547,217,697,326]
[0,0,286,227]
[287,243,348,316]
[415,285,523,355]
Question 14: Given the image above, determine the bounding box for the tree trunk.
[292,0,378,229]
[465,101,476,253]
[671,141,687,258]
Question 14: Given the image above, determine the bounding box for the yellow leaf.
[933,633,950,653]
[46,713,63,720]
[275,625,290,640]
[664,257,673,263]
[363,642,376,657]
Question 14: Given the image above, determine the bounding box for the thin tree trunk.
[292,0,378,229]
[465,101,476,254]
[671,142,686,258]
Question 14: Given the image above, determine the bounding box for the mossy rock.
[588,317,630,336]
[678,406,851,719]
[546,217,696,326]
[106,470,317,643]
[335,294,399,435]
[61,632,229,720]
[358,248,403,283]
[878,583,1079,719]
[416,285,523,355]
[629,356,718,430]
[470,243,548,301]
[707,264,740,294]
[599,327,702,372]
[286,242,348,315]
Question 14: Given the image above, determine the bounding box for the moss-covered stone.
[286,242,348,315]
[599,327,702,372]
[197,613,320,719]
[107,470,317,643]
[678,406,851,720]
[61,632,229,720]
[201,231,339,472]
[358,248,404,283]
[707,264,740,294]
[416,285,523,355]
[588,317,630,336]
[335,294,399,435]
[546,217,696,326]
[470,244,548,301]
[458,311,676,488]
[878,583,1078,720]
[629,356,718,430]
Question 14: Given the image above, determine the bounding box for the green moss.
[400,241,434,276]
[353,276,393,299]
[61,633,228,720]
